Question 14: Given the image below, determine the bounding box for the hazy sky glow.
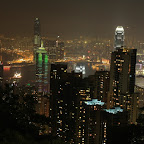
[0,0,144,39]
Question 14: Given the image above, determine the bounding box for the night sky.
[0,0,144,39]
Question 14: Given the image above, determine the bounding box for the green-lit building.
[35,42,48,94]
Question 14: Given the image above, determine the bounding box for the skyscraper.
[50,64,83,143]
[34,18,40,36]
[108,48,137,108]
[35,41,48,94]
[114,26,124,50]
[108,26,138,123]
[34,18,41,60]
[78,99,105,144]
[94,71,110,103]
[56,41,64,60]
[35,41,50,120]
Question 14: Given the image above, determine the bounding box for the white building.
[114,26,124,50]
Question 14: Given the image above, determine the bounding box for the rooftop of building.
[84,99,105,106]
[104,107,123,114]
[115,26,124,32]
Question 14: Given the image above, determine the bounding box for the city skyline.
[0,0,144,40]
[1,1,144,143]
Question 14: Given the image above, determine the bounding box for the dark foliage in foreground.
[0,84,64,144]
[106,112,144,144]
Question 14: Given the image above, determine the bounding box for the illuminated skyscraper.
[35,41,49,120]
[108,26,138,124]
[50,64,83,143]
[114,26,124,50]
[108,48,137,108]
[78,99,104,144]
[94,71,110,103]
[34,18,41,47]
[35,41,48,94]
[34,18,40,36]
[78,99,128,144]
[34,18,41,62]
[108,48,138,124]
[56,41,64,60]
